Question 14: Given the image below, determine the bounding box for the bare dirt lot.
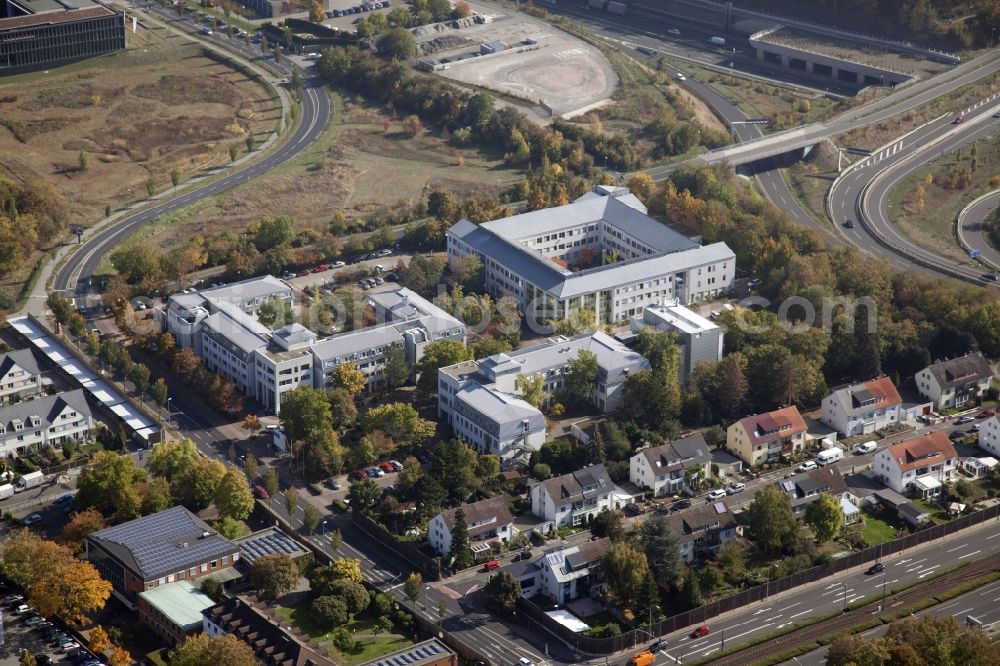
[128,95,523,253]
[427,10,617,118]
[0,25,277,228]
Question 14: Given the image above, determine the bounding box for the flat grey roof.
[455,383,542,425]
[199,275,289,305]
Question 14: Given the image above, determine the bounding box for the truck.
[816,447,844,466]
[14,471,44,492]
[708,36,726,46]
[628,652,655,666]
[0,484,14,500]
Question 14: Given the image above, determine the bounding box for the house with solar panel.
[518,537,611,605]
[235,527,310,572]
[87,506,241,610]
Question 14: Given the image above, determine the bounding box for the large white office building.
[629,300,722,382]
[162,277,465,415]
[437,332,649,463]
[447,186,735,326]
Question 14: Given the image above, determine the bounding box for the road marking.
[957,550,981,559]
[952,607,974,617]
[946,544,968,552]
[985,531,1000,539]
[753,607,772,615]
[918,565,942,578]
[763,614,783,622]
[789,609,813,619]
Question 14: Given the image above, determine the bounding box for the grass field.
[861,510,899,545]
[888,137,1000,262]
[275,598,413,664]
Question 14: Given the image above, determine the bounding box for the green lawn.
[861,510,898,545]
[276,599,414,665]
[333,636,413,666]
[912,498,950,524]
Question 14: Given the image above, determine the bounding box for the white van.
[816,448,844,466]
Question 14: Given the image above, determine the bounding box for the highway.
[829,99,1000,283]
[50,5,332,296]
[957,189,1000,272]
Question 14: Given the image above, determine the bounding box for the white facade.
[874,432,957,497]
[529,464,630,528]
[427,497,513,557]
[915,353,993,411]
[0,350,43,406]
[0,389,93,458]
[978,415,1000,458]
[447,187,735,326]
[629,434,712,497]
[531,538,610,604]
[630,301,723,382]
[821,377,902,437]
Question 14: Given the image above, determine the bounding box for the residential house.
[0,349,43,405]
[629,300,723,382]
[532,537,611,604]
[202,596,331,665]
[447,186,736,326]
[821,377,902,437]
[529,464,631,528]
[979,414,1000,458]
[915,353,993,411]
[777,466,858,523]
[138,581,216,646]
[726,406,807,467]
[873,432,957,498]
[629,433,712,497]
[427,496,514,558]
[438,332,647,462]
[0,388,92,458]
[669,502,738,563]
[961,456,998,479]
[87,506,241,609]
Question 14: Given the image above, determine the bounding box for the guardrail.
[955,189,1000,272]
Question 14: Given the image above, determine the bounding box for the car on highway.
[517,659,536,666]
[853,441,877,455]
[866,562,885,575]
[797,460,818,472]
[690,624,710,639]
[706,488,727,501]
[253,485,269,499]
[726,482,745,495]
[674,72,686,81]
[22,513,42,526]
[953,112,965,124]
[981,273,998,282]
[843,219,855,228]
[994,110,1000,118]
[977,409,996,419]
[667,27,681,34]
[955,415,976,425]
[201,28,213,35]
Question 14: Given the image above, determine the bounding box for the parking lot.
[0,594,102,665]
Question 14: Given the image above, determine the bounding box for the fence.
[351,510,442,581]
[520,502,1000,655]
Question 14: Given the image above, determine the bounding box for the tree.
[382,344,410,389]
[678,566,704,610]
[171,167,181,189]
[328,388,359,431]
[714,353,749,419]
[379,27,416,59]
[78,151,89,171]
[716,542,747,585]
[215,468,255,520]
[349,477,383,511]
[404,571,422,603]
[590,510,625,542]
[313,594,349,627]
[309,0,323,22]
[361,402,435,445]
[151,377,169,409]
[215,516,244,540]
[250,553,299,601]
[603,542,650,606]
[804,492,844,543]
[531,463,551,480]
[748,485,798,554]
[28,551,111,625]
[303,503,320,533]
[483,570,520,617]
[280,386,333,443]
[172,457,227,512]
[109,243,162,285]
[148,439,199,481]
[327,558,363,584]
[432,438,480,501]
[256,295,293,328]
[327,578,369,615]
[563,349,598,405]
[331,361,367,396]
[449,506,473,569]
[264,467,280,498]
[19,650,35,666]
[242,414,262,437]
[61,508,107,554]
[171,348,201,382]
[585,420,607,465]
[76,451,146,519]
[89,625,112,653]
[549,308,596,336]
[127,362,150,395]
[170,634,258,666]
[254,215,295,252]
[518,373,544,408]
[414,339,471,394]
[640,514,682,590]
[284,487,300,517]
[108,647,132,666]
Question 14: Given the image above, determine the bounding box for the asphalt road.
[781,576,1000,665]
[51,5,332,297]
[957,189,1000,273]
[829,100,1000,282]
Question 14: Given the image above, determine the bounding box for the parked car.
[669,499,691,512]
[352,469,367,480]
[325,478,342,490]
[955,415,976,425]
[368,467,385,478]
[25,615,45,626]
[484,560,502,571]
[22,513,42,525]
[59,642,80,652]
[312,264,328,273]
[390,460,403,471]
[866,562,885,575]
[726,482,746,495]
[415,451,429,464]
[853,441,877,455]
[3,594,24,605]
[690,624,710,639]
[949,430,966,441]
[332,261,346,267]
[624,503,644,516]
[379,462,395,474]
[706,489,727,502]
[297,269,310,277]
[797,461,818,472]
[977,409,996,419]
[253,485,269,499]
[56,492,76,506]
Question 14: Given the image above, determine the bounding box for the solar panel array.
[369,642,444,666]
[91,506,235,579]
[238,530,306,564]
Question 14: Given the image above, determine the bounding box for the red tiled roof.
[883,431,956,472]
[740,405,807,446]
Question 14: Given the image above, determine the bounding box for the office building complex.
[629,300,722,381]
[447,186,735,326]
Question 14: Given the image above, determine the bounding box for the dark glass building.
[1,0,125,75]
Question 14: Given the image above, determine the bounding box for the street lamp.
[423,586,430,613]
[166,397,173,426]
[840,581,849,611]
[320,520,327,537]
